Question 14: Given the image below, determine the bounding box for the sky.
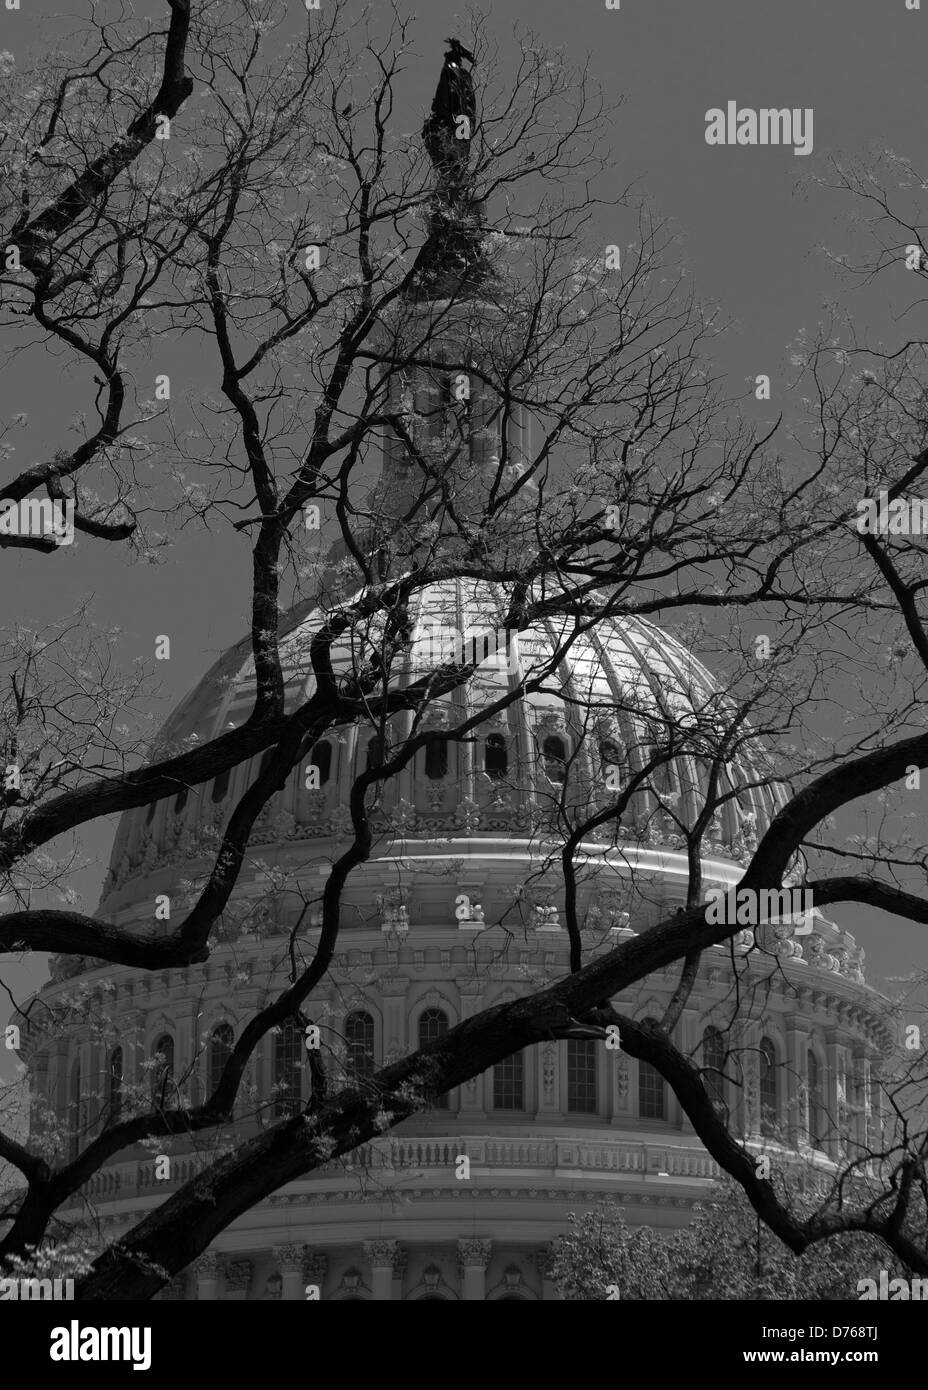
[1,0,926,1077]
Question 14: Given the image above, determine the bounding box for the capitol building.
[13,46,893,1302]
[14,591,893,1302]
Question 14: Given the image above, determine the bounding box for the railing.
[65,1134,720,1207]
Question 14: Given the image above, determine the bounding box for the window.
[484,734,508,780]
[274,1018,303,1118]
[173,787,188,816]
[638,1024,666,1121]
[566,1038,597,1114]
[425,739,448,780]
[808,1049,824,1146]
[151,1034,175,1107]
[209,1023,234,1096]
[211,767,231,803]
[542,734,568,784]
[702,1027,727,1111]
[108,1047,123,1123]
[759,1036,778,1136]
[493,1050,525,1111]
[144,799,158,826]
[310,740,332,786]
[366,736,385,770]
[345,1011,375,1081]
[67,1058,81,1162]
[418,1008,449,1110]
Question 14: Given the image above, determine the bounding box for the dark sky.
[1,0,925,1079]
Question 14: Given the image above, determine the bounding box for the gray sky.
[1,0,926,1077]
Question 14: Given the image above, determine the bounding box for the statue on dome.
[422,38,476,192]
[411,40,489,299]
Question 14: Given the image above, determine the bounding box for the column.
[538,1040,560,1116]
[824,1028,842,1160]
[459,982,488,1118]
[869,1060,883,1153]
[380,978,409,1063]
[363,1240,399,1300]
[48,1037,68,1116]
[194,1251,223,1300]
[176,1008,196,1107]
[676,1009,699,1129]
[225,1260,252,1301]
[457,1239,491,1301]
[273,1244,307,1301]
[853,1051,871,1156]
[742,1025,761,1141]
[121,1010,144,1090]
[785,1017,807,1146]
[391,1247,407,1301]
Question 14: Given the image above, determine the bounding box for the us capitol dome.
[14,42,892,1303]
[15,571,893,1300]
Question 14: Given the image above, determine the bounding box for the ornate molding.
[272,1244,306,1272]
[457,1238,491,1270]
[193,1251,223,1280]
[363,1239,400,1269]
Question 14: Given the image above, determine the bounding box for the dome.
[99,577,780,923]
[31,593,882,1306]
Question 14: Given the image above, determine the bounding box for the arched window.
[542,734,568,784]
[484,734,508,780]
[310,740,332,786]
[67,1057,81,1162]
[211,767,231,803]
[345,1011,375,1080]
[173,787,188,816]
[807,1048,824,1146]
[493,1049,525,1111]
[208,1023,234,1096]
[759,1036,778,1136]
[638,1019,666,1121]
[108,1046,123,1123]
[425,738,448,780]
[151,1034,175,1107]
[273,1018,303,1118]
[702,1027,727,1111]
[418,1008,449,1110]
[566,1038,597,1114]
